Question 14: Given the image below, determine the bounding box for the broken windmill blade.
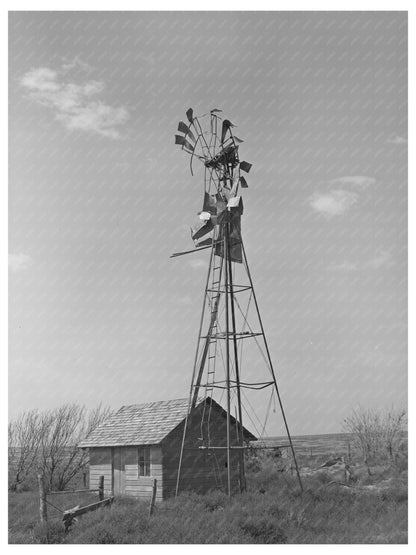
[220,119,234,145]
[172,108,303,497]
[178,121,196,144]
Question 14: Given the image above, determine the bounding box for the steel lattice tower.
[172,109,303,496]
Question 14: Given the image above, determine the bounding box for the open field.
[265,431,408,458]
[9,447,407,544]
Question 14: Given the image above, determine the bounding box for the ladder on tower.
[192,254,223,412]
[205,258,222,398]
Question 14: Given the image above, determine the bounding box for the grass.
[8,457,407,544]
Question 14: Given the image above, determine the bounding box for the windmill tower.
[173,108,303,496]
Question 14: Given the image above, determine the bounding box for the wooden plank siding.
[88,446,163,501]
[89,448,113,495]
[161,403,242,498]
[84,399,253,500]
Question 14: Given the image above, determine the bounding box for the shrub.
[343,407,407,462]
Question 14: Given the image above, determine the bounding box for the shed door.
[112,447,125,495]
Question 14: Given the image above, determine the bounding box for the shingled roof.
[79,397,256,448]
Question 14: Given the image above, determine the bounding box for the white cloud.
[328,176,376,189]
[9,253,33,272]
[387,134,407,145]
[309,190,358,217]
[61,57,94,74]
[20,64,129,139]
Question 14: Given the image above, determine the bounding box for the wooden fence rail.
[39,474,111,531]
[63,496,114,532]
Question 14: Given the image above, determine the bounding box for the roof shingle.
[79,397,257,448]
[78,398,191,447]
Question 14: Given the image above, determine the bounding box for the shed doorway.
[112,447,125,495]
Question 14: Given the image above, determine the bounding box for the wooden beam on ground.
[62,497,114,532]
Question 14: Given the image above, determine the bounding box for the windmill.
[172,108,303,496]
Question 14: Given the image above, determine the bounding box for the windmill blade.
[194,236,213,247]
[232,135,244,144]
[186,108,194,123]
[221,119,234,144]
[178,121,196,143]
[240,176,248,188]
[239,161,252,173]
[203,192,218,215]
[191,218,214,241]
[174,135,195,152]
[210,108,222,114]
[170,244,213,258]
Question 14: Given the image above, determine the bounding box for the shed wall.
[162,403,242,498]
[124,446,163,501]
[88,446,163,501]
[89,447,112,495]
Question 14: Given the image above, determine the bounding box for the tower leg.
[241,243,304,492]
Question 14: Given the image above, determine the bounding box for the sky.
[8,11,407,434]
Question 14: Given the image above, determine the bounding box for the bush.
[343,407,407,462]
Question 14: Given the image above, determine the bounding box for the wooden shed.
[79,397,256,501]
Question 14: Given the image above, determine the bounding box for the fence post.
[98,475,104,500]
[149,478,157,516]
[37,473,47,523]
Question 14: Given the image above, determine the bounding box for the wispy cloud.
[387,134,407,145]
[327,261,358,273]
[366,250,394,269]
[20,63,129,139]
[309,190,358,217]
[328,176,376,189]
[328,250,394,273]
[310,175,376,218]
[188,258,207,270]
[9,253,33,272]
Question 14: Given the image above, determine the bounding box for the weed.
[8,455,407,544]
[239,515,287,543]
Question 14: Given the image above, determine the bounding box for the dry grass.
[9,456,407,544]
